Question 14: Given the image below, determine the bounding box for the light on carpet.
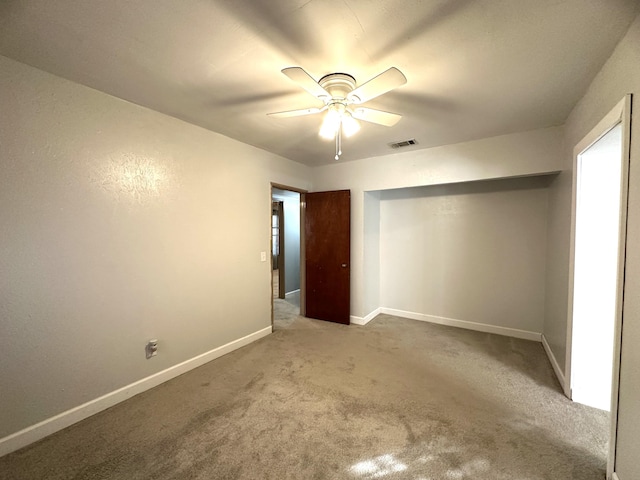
[349,453,407,478]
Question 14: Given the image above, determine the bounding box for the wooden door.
[305,190,350,324]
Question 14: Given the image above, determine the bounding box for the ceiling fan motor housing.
[319,73,358,104]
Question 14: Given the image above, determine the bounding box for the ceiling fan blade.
[267,106,326,118]
[348,67,407,104]
[282,67,330,99]
[351,107,402,127]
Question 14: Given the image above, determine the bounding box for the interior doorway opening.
[565,95,631,479]
[271,185,303,327]
[570,123,623,411]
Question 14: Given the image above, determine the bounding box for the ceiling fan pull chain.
[335,126,340,160]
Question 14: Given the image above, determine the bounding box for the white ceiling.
[1,0,638,166]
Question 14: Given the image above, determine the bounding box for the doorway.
[565,96,631,478]
[570,122,623,410]
[271,186,302,326]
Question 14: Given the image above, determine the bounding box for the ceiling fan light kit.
[268,67,407,160]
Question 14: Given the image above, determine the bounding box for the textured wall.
[0,55,311,439]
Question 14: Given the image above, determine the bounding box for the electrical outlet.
[260,251,267,262]
[146,339,158,359]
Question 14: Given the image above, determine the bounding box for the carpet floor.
[0,305,608,479]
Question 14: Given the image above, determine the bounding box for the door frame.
[564,95,631,479]
[272,201,286,299]
[270,183,307,323]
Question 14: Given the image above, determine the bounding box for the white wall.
[313,126,563,320]
[543,13,640,479]
[379,177,550,334]
[0,55,312,443]
[363,191,381,315]
[283,195,301,293]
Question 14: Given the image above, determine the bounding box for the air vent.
[388,139,418,149]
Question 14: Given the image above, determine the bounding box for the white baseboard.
[0,326,272,458]
[541,333,566,392]
[379,308,542,342]
[285,289,300,297]
[351,308,381,326]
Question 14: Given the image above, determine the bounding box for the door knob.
[341,263,347,268]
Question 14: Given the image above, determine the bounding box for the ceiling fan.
[268,67,407,160]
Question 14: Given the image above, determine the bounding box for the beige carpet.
[273,294,300,329]
[0,312,608,479]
